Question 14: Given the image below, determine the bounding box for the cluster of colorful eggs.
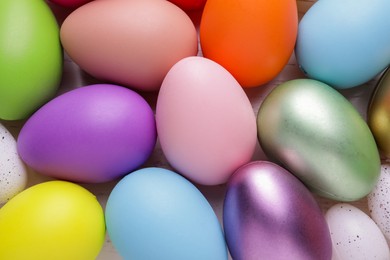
[1,0,390,259]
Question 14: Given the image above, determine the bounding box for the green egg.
[0,0,62,120]
[257,79,380,201]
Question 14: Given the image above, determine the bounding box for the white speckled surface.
[0,123,28,204]
[368,164,390,246]
[326,203,389,260]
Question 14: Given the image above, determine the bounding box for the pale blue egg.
[295,0,390,89]
[105,167,227,260]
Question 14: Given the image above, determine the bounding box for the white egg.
[325,203,389,260]
[0,123,28,204]
[368,164,390,245]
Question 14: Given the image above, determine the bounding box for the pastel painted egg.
[0,123,28,204]
[296,0,390,89]
[50,0,92,8]
[156,57,257,185]
[200,0,298,87]
[0,0,62,120]
[0,181,105,259]
[105,167,228,259]
[368,164,390,244]
[60,0,198,92]
[368,68,390,157]
[257,79,380,201]
[326,203,390,259]
[17,84,156,183]
[224,161,332,260]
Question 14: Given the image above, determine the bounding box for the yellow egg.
[0,181,105,260]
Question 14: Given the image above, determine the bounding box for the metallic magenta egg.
[223,161,332,260]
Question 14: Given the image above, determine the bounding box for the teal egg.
[257,79,380,201]
[296,0,390,89]
[0,0,62,120]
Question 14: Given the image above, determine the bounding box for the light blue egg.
[105,167,228,260]
[295,0,390,89]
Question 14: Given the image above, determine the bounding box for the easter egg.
[368,68,390,157]
[156,57,257,185]
[0,123,28,204]
[60,0,198,92]
[0,181,105,260]
[367,164,390,244]
[326,203,390,259]
[257,79,380,201]
[224,161,332,260]
[105,167,228,259]
[50,0,92,8]
[200,0,298,87]
[168,0,206,11]
[17,84,156,183]
[295,0,390,89]
[0,0,62,120]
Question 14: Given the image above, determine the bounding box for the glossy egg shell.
[156,57,257,185]
[257,79,380,201]
[368,68,390,157]
[17,84,156,183]
[105,167,228,259]
[60,0,198,92]
[200,0,298,87]
[224,161,332,260]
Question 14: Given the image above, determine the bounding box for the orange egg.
[200,0,298,88]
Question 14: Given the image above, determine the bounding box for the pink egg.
[156,56,257,185]
[224,161,332,260]
[60,0,198,92]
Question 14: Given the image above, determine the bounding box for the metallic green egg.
[368,68,390,157]
[257,79,380,201]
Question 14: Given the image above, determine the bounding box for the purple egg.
[224,161,332,260]
[17,84,156,183]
